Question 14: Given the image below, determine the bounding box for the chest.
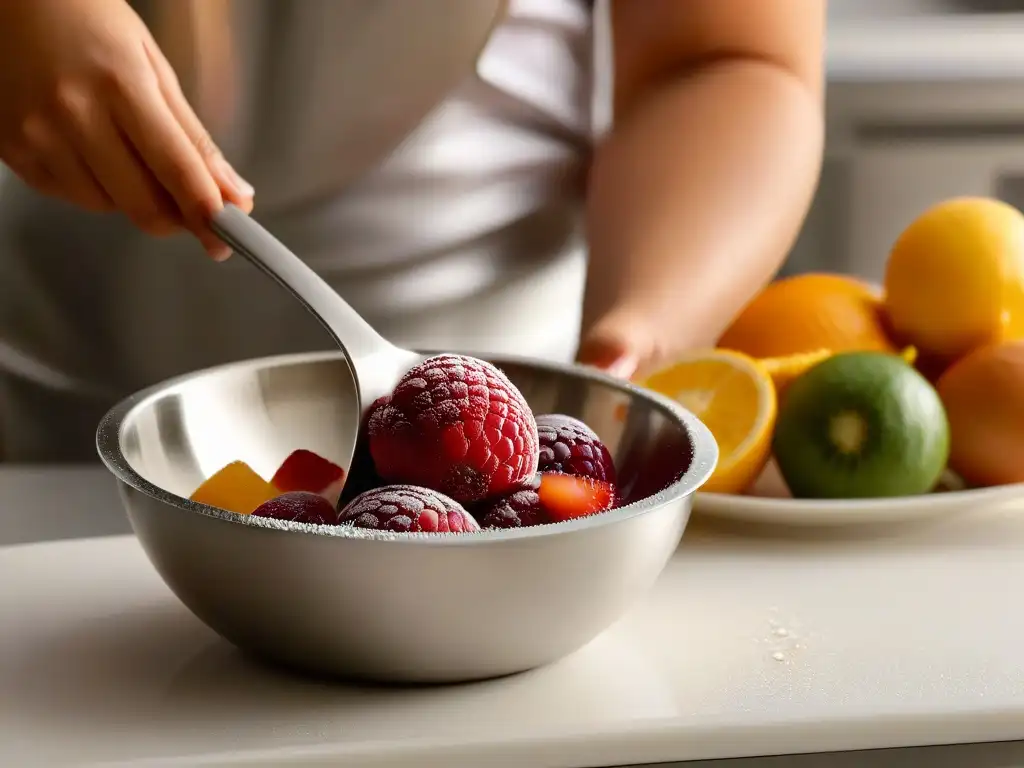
[138,0,595,208]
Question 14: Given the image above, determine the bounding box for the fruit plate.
[694,483,1024,527]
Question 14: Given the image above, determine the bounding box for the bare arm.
[578,0,825,377]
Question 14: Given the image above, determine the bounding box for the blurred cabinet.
[846,139,1024,280]
[787,80,1024,282]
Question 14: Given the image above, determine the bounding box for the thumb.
[577,308,665,380]
[576,328,641,380]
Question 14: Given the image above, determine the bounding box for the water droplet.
[773,627,789,637]
[772,651,786,662]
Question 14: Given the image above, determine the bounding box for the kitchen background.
[791,0,1024,280]
[3,2,1023,285]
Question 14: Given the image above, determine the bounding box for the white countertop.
[2,468,1024,767]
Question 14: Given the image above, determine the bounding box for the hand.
[575,307,662,381]
[0,0,253,259]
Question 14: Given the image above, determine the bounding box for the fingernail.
[215,156,254,198]
[209,243,232,261]
[202,231,232,261]
[605,354,639,380]
[580,341,639,380]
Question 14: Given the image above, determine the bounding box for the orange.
[758,349,832,397]
[759,346,918,398]
[641,349,775,494]
[719,273,897,359]
[884,197,1024,362]
[936,340,1024,488]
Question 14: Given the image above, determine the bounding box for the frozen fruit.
[368,354,539,503]
[252,491,339,525]
[535,413,616,483]
[473,477,545,529]
[338,397,391,508]
[190,461,279,515]
[338,485,480,533]
[537,473,616,523]
[271,449,346,506]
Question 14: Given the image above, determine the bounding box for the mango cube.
[190,461,279,515]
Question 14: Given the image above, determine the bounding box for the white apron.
[0,0,597,461]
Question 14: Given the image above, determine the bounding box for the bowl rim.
[96,350,718,544]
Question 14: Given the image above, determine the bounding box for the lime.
[773,351,950,499]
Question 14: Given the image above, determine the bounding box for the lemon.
[885,197,1024,361]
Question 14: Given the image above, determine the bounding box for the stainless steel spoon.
[209,203,426,418]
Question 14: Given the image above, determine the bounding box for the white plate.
[694,483,1024,527]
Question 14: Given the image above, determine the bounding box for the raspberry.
[368,354,539,503]
[338,397,391,508]
[473,476,545,529]
[535,414,616,484]
[252,491,338,525]
[337,485,480,534]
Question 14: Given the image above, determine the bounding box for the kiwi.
[772,351,950,499]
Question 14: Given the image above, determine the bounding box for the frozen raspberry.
[338,485,480,534]
[367,395,391,414]
[252,492,339,525]
[535,414,616,484]
[368,354,539,504]
[339,396,391,508]
[473,476,545,529]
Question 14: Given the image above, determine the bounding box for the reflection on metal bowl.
[97,351,716,683]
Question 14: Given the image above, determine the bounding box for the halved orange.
[640,349,776,494]
[758,346,918,397]
[758,348,832,396]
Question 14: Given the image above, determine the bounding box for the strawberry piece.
[537,473,616,523]
[271,449,346,507]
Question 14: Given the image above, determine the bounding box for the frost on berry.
[535,413,616,483]
[337,484,479,533]
[368,355,539,503]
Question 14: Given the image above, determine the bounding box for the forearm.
[583,58,823,367]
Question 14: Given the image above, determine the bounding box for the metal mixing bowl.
[97,351,717,683]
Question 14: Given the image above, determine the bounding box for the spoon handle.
[210,204,394,362]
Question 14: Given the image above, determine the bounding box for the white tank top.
[0,0,601,397]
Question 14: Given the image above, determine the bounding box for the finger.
[2,148,61,198]
[68,106,181,237]
[146,42,254,209]
[110,61,232,259]
[51,79,182,233]
[21,117,113,212]
[576,334,639,380]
